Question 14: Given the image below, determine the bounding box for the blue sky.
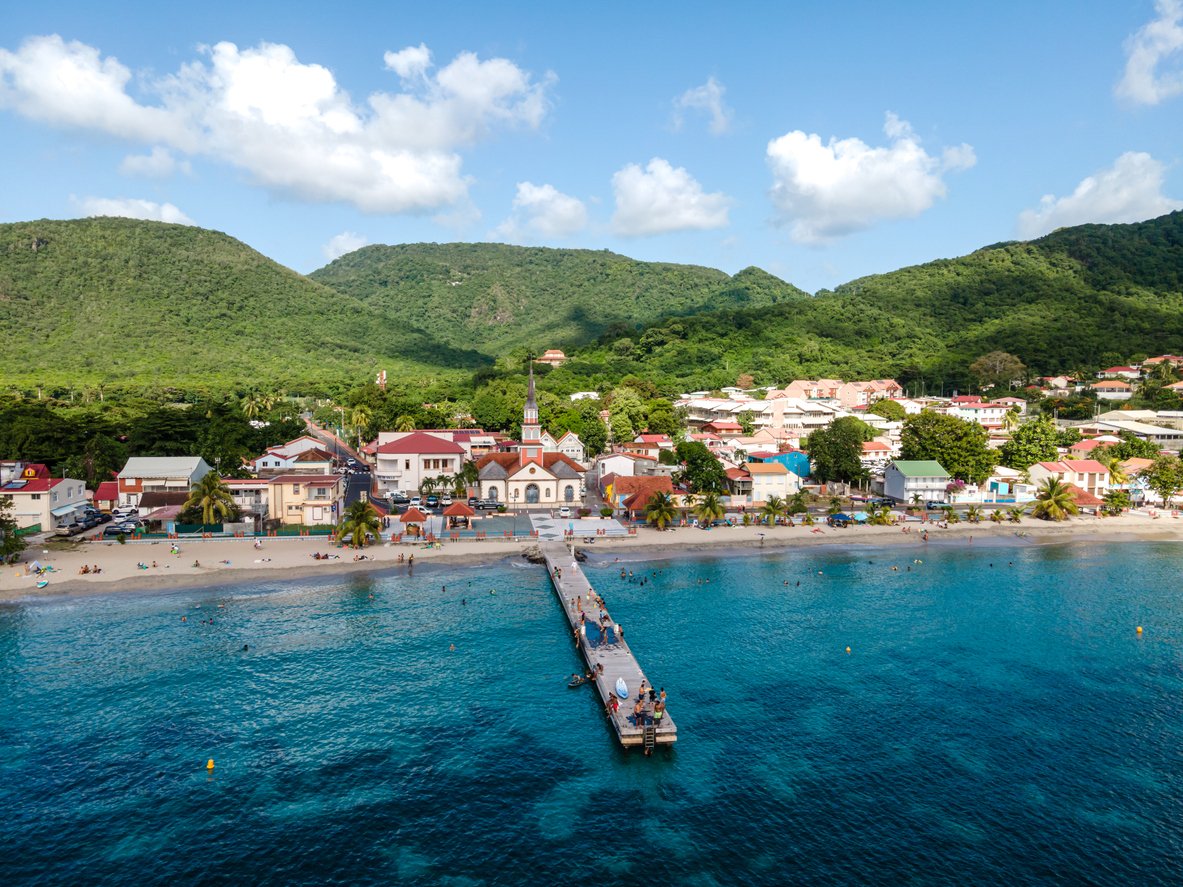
[1,1,1181,291]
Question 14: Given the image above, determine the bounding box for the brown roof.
[744,462,789,474]
[613,476,674,509]
[377,432,466,455]
[475,452,585,475]
[1066,484,1104,507]
[400,507,427,522]
[138,491,190,508]
[294,448,333,462]
[442,501,475,517]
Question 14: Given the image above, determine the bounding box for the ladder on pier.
[642,725,657,754]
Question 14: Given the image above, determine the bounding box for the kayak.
[615,677,628,699]
[567,677,586,688]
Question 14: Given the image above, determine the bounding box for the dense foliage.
[900,412,997,484]
[804,417,874,484]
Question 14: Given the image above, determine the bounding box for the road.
[343,470,372,509]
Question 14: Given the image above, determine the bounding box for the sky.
[1,1,1181,292]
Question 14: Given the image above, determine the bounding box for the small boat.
[615,677,628,699]
[36,580,49,588]
[567,676,587,688]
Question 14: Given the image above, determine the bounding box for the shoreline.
[6,514,1183,603]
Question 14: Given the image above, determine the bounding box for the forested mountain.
[565,212,1183,393]
[2,212,1182,397]
[309,242,808,357]
[0,218,477,391]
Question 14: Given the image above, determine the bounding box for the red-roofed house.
[1141,355,1183,369]
[860,440,894,469]
[702,420,743,434]
[93,480,119,512]
[608,475,676,515]
[268,474,345,526]
[945,401,1009,428]
[0,464,87,530]
[1028,459,1110,496]
[1069,438,1106,456]
[1091,380,1133,400]
[1097,366,1140,380]
[373,431,467,496]
[1066,484,1105,510]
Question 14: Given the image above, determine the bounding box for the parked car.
[102,525,131,538]
[558,506,572,519]
[440,494,453,507]
[79,516,99,529]
[409,496,422,507]
[112,506,139,519]
[389,492,410,505]
[468,496,479,506]
[925,501,948,510]
[867,497,893,507]
[55,522,83,536]
[425,495,440,508]
[475,500,500,511]
[95,512,113,524]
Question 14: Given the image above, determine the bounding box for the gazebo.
[400,506,427,536]
[442,501,475,528]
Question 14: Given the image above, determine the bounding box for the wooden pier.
[540,542,677,751]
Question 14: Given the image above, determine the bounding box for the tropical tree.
[970,350,1026,390]
[0,496,26,564]
[337,500,381,548]
[183,472,238,528]
[350,405,373,448]
[942,506,961,524]
[645,492,677,530]
[1031,477,1079,521]
[805,416,874,484]
[1144,455,1183,506]
[674,441,727,493]
[420,476,439,496]
[1002,408,1022,432]
[965,504,983,523]
[801,512,816,527]
[241,392,265,421]
[868,505,894,526]
[998,415,1060,470]
[1102,489,1131,516]
[1007,505,1026,523]
[395,414,417,432]
[787,490,810,515]
[901,411,997,484]
[827,496,843,515]
[455,459,480,497]
[990,509,1004,523]
[694,491,726,527]
[760,495,786,526]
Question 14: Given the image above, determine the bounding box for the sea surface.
[2,540,1183,885]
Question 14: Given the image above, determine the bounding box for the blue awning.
[51,504,80,517]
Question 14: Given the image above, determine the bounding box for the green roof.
[890,460,950,478]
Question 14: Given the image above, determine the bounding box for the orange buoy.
[206,758,215,770]
[1136,626,1143,635]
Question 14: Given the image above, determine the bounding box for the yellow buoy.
[1136,626,1143,635]
[206,758,215,770]
[845,646,851,654]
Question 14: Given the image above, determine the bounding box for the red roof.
[400,507,428,522]
[635,434,672,443]
[1070,439,1104,452]
[268,474,341,486]
[94,481,119,501]
[725,467,750,480]
[1066,484,1104,507]
[475,452,586,474]
[442,501,475,517]
[951,395,984,403]
[376,432,466,455]
[703,421,743,431]
[1062,459,1109,473]
[1,477,63,494]
[612,476,674,506]
[1102,366,1136,373]
[862,441,891,451]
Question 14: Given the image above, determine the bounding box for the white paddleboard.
[615,677,628,699]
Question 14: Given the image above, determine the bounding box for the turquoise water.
[3,541,1183,885]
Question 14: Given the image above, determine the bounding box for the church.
[475,367,587,509]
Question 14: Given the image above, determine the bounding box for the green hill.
[564,211,1183,393]
[0,218,483,391]
[309,243,808,357]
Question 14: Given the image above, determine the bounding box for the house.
[984,466,1037,503]
[633,433,675,450]
[546,430,587,465]
[724,467,751,500]
[883,460,951,504]
[606,475,676,515]
[268,474,345,526]
[743,461,798,503]
[991,396,1027,414]
[1068,438,1107,457]
[1086,419,1183,449]
[251,445,335,476]
[860,440,894,469]
[93,480,119,512]
[1141,355,1183,369]
[595,453,642,482]
[1091,380,1133,401]
[746,449,812,478]
[373,431,467,496]
[1028,460,1110,496]
[1098,366,1140,380]
[222,477,270,522]
[945,401,1009,429]
[0,464,87,530]
[117,457,213,508]
[535,349,568,367]
[474,367,587,508]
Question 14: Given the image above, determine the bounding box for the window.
[293,485,300,494]
[564,485,575,502]
[32,493,41,500]
[525,483,540,504]
[405,459,411,470]
[487,487,499,501]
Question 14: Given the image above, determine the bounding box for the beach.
[6,511,1183,600]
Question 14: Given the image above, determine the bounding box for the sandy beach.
[6,512,1183,602]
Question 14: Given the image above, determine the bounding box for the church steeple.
[521,360,542,466]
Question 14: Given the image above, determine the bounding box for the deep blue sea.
[3,540,1183,886]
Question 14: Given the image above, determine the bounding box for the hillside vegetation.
[0,218,508,392]
[564,212,1183,393]
[309,243,808,356]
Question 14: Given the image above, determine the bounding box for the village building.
[1097,366,1140,380]
[743,461,798,503]
[251,446,335,476]
[475,367,586,508]
[268,474,345,526]
[883,460,951,504]
[1027,460,1110,497]
[93,480,119,512]
[0,463,87,531]
[372,431,467,496]
[1091,380,1133,401]
[117,457,212,508]
[222,477,271,523]
[535,349,568,367]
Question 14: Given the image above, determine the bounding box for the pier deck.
[540,543,676,750]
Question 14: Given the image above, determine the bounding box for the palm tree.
[184,473,237,528]
[942,506,961,524]
[868,505,894,526]
[420,476,438,497]
[350,405,372,448]
[241,392,265,421]
[801,512,816,527]
[1007,505,1026,523]
[395,414,417,432]
[694,491,726,527]
[761,495,786,526]
[990,509,1004,523]
[1031,477,1079,521]
[1002,408,1021,432]
[645,492,677,530]
[337,500,381,548]
[827,496,843,516]
[456,459,480,497]
[788,490,810,515]
[965,504,983,524]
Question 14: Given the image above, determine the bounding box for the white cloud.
[673,77,732,135]
[766,112,975,242]
[72,196,194,225]
[493,181,587,240]
[1116,0,1183,105]
[1017,151,1182,238]
[322,231,369,261]
[119,146,190,177]
[0,35,553,214]
[611,158,730,236]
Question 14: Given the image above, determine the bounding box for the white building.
[0,464,87,530]
[884,461,951,504]
[117,457,213,508]
[373,431,468,495]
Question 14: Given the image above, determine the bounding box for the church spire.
[521,359,541,466]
